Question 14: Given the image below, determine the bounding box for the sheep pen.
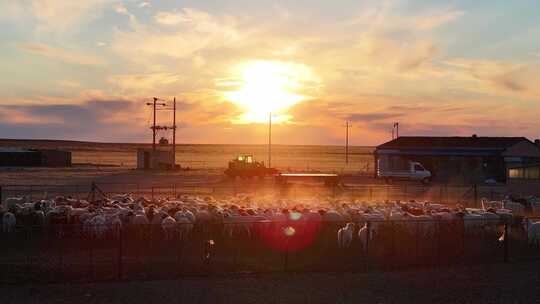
[2,192,540,285]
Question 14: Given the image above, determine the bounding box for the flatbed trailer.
[275,173,341,187]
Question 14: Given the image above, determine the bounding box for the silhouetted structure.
[375,136,540,183]
[0,148,71,167]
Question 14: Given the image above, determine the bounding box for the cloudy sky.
[0,0,539,145]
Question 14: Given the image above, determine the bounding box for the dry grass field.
[0,139,375,172]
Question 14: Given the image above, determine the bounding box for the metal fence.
[1,218,539,285]
[0,182,508,207]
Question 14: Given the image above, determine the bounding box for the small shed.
[137,149,175,170]
[0,148,71,167]
[0,148,41,166]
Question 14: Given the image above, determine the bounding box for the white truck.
[377,160,432,184]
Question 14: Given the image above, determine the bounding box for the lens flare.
[289,212,302,221]
[284,226,296,237]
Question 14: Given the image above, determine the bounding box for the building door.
[144,151,150,169]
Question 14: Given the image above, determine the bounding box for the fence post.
[88,236,94,280]
[118,228,123,280]
[284,239,290,273]
[60,226,65,280]
[365,222,370,272]
[26,226,32,276]
[415,221,419,266]
[462,219,466,263]
[436,220,441,268]
[391,221,395,270]
[473,183,478,208]
[503,221,509,263]
[177,236,184,278]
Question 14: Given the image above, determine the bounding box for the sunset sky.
[0,0,539,145]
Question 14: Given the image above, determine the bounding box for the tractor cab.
[236,155,254,164]
[225,155,277,179]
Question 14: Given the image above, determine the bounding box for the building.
[507,163,540,196]
[0,148,71,167]
[375,136,540,183]
[137,148,175,170]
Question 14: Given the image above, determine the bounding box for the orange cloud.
[18,43,106,65]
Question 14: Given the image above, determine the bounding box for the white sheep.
[161,216,177,240]
[357,223,371,250]
[525,218,540,246]
[504,201,525,215]
[337,223,354,248]
[175,214,194,241]
[404,213,436,238]
[2,212,16,233]
[132,213,149,226]
[106,215,123,239]
[4,197,28,210]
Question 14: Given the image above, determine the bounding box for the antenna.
[392,122,400,139]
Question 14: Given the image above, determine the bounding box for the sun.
[220,60,316,123]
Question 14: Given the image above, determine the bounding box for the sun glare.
[221,60,316,123]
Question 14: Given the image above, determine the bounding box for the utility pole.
[152,97,157,151]
[172,97,176,167]
[147,98,167,151]
[268,112,272,168]
[345,121,351,164]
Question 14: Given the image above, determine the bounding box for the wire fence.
[0,182,509,207]
[1,217,539,285]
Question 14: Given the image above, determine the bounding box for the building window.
[509,168,523,179]
[526,167,540,179]
[509,166,540,180]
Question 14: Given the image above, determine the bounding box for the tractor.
[224,155,278,179]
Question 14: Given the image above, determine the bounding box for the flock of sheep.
[2,193,540,249]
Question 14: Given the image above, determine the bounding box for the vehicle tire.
[422,177,430,185]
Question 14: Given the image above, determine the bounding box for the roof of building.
[0,147,35,153]
[508,162,540,169]
[377,136,530,150]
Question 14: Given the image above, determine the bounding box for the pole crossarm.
[146,97,179,162]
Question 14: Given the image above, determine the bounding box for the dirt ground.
[1,261,539,304]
